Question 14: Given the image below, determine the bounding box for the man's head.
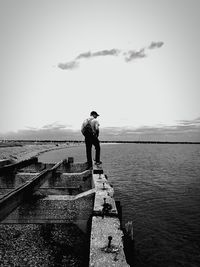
[90,111,99,118]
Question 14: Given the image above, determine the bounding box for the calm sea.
[39,143,200,267]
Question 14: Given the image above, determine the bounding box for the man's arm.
[94,120,100,137]
[96,129,99,137]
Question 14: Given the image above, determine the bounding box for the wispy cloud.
[177,117,200,126]
[42,122,71,130]
[148,41,164,49]
[173,118,200,133]
[124,48,146,62]
[99,118,200,141]
[0,122,75,140]
[58,61,79,70]
[76,49,120,60]
[92,49,120,57]
[1,117,200,142]
[76,51,92,59]
[58,41,164,70]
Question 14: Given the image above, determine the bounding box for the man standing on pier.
[81,111,101,169]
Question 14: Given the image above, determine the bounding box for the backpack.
[81,119,94,136]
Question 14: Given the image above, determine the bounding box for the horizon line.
[1,140,200,145]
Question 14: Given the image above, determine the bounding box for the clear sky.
[0,0,200,141]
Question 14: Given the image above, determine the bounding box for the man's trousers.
[85,134,100,167]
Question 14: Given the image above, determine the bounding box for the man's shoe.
[86,162,93,170]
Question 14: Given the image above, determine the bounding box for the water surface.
[39,143,200,267]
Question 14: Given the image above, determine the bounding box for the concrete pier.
[0,158,130,266]
[89,166,129,267]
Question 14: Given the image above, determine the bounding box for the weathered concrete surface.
[0,158,93,266]
[0,161,46,198]
[0,173,38,199]
[41,170,92,192]
[0,173,39,192]
[0,169,53,222]
[0,159,11,168]
[2,189,95,233]
[0,157,38,175]
[89,167,129,267]
[90,217,129,267]
[1,169,92,196]
[92,173,116,216]
[18,162,46,172]
[15,173,40,186]
[57,162,88,173]
[0,158,129,266]
[61,170,92,189]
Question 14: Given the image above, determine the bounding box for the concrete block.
[90,166,129,266]
[2,189,95,233]
[68,157,74,163]
[40,170,92,194]
[0,159,11,168]
[57,162,88,173]
[89,217,129,267]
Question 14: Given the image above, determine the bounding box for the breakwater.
[0,157,130,266]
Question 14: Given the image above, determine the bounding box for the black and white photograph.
[0,0,200,266]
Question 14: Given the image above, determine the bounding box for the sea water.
[39,143,200,267]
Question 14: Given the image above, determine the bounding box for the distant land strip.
[1,140,200,145]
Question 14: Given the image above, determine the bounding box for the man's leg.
[85,137,93,167]
[92,136,101,163]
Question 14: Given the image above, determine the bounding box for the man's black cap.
[90,111,99,116]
